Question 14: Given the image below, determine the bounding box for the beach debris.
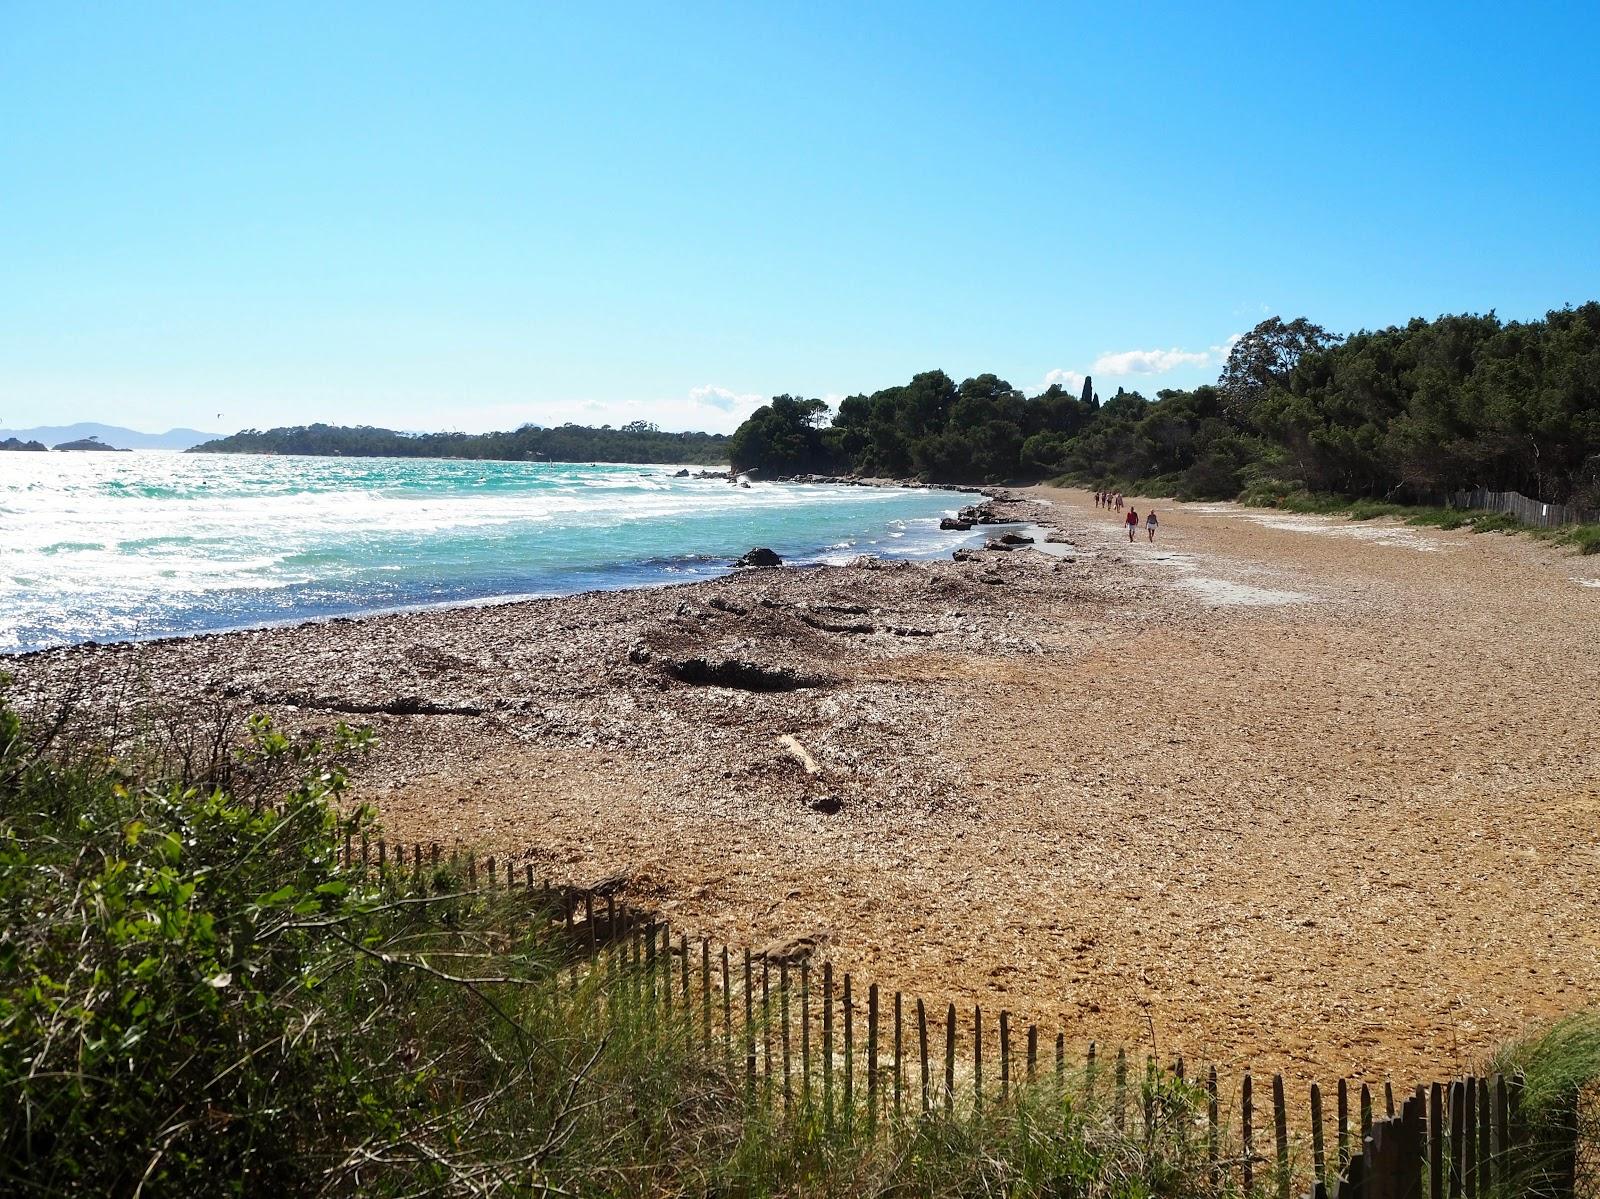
[952,547,980,562]
[808,794,843,815]
[734,546,782,568]
[228,688,483,717]
[627,641,652,664]
[777,733,820,775]
[800,612,876,634]
[662,656,829,691]
[708,596,749,616]
[754,930,831,964]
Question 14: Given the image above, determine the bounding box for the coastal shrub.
[1564,523,1600,554]
[1489,1013,1600,1197]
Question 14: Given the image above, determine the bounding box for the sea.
[0,452,984,654]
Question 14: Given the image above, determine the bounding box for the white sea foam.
[0,453,979,651]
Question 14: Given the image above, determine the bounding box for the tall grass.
[1489,1014,1600,1199]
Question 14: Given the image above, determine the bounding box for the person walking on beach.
[1146,509,1159,542]
[1114,493,1124,513]
[1125,507,1138,542]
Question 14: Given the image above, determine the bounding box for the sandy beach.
[12,486,1600,1086]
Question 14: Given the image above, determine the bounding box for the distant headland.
[191,421,730,466]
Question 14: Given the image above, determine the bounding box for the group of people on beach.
[1094,490,1159,542]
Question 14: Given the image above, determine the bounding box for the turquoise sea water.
[0,452,983,654]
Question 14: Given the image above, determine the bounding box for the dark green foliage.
[191,420,730,465]
[727,395,836,474]
[725,303,1600,512]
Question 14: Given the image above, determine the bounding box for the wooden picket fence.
[1449,487,1597,528]
[342,837,1589,1198]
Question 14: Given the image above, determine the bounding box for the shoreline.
[1,471,1004,659]
[10,486,1598,1083]
[7,485,1034,666]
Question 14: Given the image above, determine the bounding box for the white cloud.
[689,384,761,414]
[1210,333,1244,360]
[1090,347,1214,376]
[1024,368,1086,398]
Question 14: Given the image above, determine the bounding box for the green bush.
[1560,523,1600,554]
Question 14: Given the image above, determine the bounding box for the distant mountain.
[0,422,223,450]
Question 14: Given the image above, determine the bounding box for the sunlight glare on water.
[0,452,980,653]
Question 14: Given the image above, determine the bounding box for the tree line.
[728,304,1600,509]
[189,421,730,465]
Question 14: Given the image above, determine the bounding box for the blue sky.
[3,2,1597,436]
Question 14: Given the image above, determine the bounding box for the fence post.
[1492,1075,1508,1195]
[1027,1024,1038,1086]
[646,922,658,1014]
[761,958,771,1105]
[801,958,812,1108]
[999,1010,1010,1102]
[894,991,903,1119]
[867,984,879,1129]
[1475,1077,1490,1199]
[1274,1073,1290,1199]
[700,938,711,1057]
[917,997,930,1115]
[1449,1079,1465,1199]
[944,1002,956,1116]
[1243,1069,1254,1195]
[1340,1078,1352,1170]
[721,946,731,1074]
[1430,1082,1444,1199]
[1208,1066,1220,1187]
[823,962,834,1130]
[842,974,854,1122]
[1312,1081,1327,1188]
[1464,1077,1477,1199]
[743,949,755,1104]
[780,961,792,1113]
[973,1005,984,1116]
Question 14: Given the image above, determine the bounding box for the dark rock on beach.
[734,547,782,568]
